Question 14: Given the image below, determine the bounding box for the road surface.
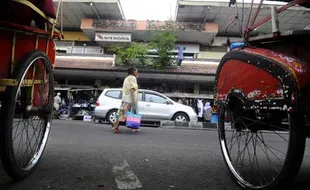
[1,120,310,190]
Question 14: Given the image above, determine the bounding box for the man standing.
[112,67,139,133]
[67,90,74,118]
[54,92,62,111]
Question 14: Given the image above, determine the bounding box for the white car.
[94,88,198,124]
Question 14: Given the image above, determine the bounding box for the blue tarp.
[211,113,218,123]
[230,42,244,50]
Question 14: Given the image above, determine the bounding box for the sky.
[120,0,178,21]
[119,0,287,21]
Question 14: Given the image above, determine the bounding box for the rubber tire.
[218,102,306,190]
[172,112,190,122]
[0,50,54,180]
[106,109,118,124]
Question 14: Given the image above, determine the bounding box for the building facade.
[52,0,310,100]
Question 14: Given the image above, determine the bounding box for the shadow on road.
[1,156,310,190]
[0,125,310,190]
[294,160,310,190]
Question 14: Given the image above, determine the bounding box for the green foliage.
[134,43,148,65]
[149,31,177,68]
[108,42,148,65]
[108,31,177,69]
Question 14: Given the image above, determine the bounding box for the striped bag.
[126,109,142,129]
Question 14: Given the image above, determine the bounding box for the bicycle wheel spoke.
[256,132,280,174]
[228,130,241,153]
[256,135,284,163]
[13,119,24,142]
[233,132,255,166]
[253,133,268,185]
[3,55,53,175]
[241,117,288,131]
[27,118,41,157]
[17,120,26,166]
[242,131,252,172]
[32,120,44,156]
[218,101,300,189]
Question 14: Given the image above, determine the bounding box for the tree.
[128,42,148,65]
[108,42,147,65]
[149,31,177,68]
[108,44,127,64]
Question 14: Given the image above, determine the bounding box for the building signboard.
[95,33,132,43]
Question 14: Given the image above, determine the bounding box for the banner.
[95,33,132,42]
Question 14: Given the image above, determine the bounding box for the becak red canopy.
[0,0,56,27]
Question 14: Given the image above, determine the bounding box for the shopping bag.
[126,109,142,129]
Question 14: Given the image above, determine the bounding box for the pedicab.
[0,0,62,180]
[214,0,310,189]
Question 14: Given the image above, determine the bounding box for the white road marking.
[112,159,142,189]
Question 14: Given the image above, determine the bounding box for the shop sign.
[95,33,132,42]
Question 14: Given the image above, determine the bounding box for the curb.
[159,121,218,131]
[160,126,218,131]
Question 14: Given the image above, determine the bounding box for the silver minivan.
[94,88,198,124]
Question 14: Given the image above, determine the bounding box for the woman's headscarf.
[204,102,211,110]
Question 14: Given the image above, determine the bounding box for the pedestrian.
[112,67,139,133]
[178,98,182,104]
[203,102,212,122]
[197,99,204,122]
[182,98,187,105]
[67,90,74,118]
[61,98,66,107]
[192,99,199,115]
[53,92,61,111]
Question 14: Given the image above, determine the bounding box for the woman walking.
[112,67,139,133]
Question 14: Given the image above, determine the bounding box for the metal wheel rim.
[219,104,290,188]
[12,56,52,172]
[175,115,187,122]
[109,112,117,123]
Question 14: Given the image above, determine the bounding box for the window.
[145,93,166,104]
[105,90,121,99]
[138,92,143,101]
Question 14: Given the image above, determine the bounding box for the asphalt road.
[1,120,310,190]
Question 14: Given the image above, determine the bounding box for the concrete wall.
[62,31,90,41]
[197,51,226,59]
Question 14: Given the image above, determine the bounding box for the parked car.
[93,88,198,124]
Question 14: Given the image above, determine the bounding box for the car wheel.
[173,113,189,122]
[107,109,118,124]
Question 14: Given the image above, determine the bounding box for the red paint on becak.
[216,47,310,109]
[243,48,310,89]
[216,59,283,101]
[0,21,58,107]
